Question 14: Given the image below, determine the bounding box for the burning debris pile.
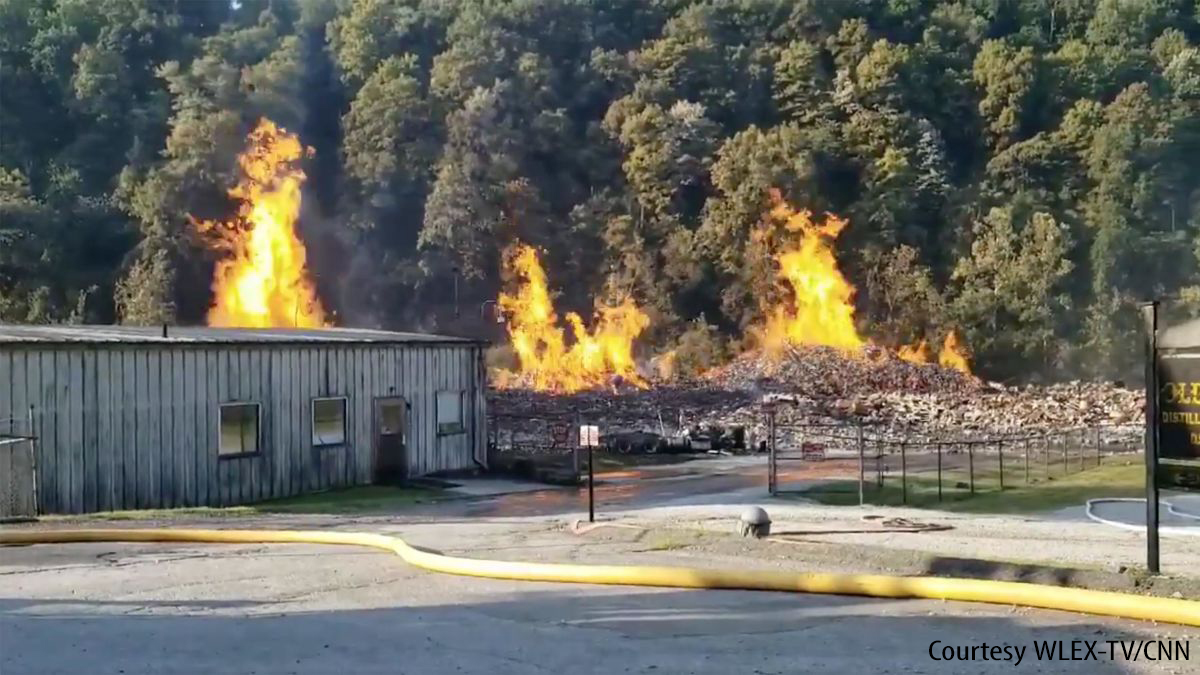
[485,189,1141,452]
[491,243,649,393]
[488,373,1142,452]
[703,345,980,397]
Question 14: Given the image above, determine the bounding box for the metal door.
[374,397,408,484]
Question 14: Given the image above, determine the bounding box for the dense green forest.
[4,0,1200,382]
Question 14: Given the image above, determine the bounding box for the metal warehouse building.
[0,325,487,515]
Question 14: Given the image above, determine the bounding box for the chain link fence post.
[936,441,943,502]
[767,405,777,495]
[998,439,1005,491]
[1065,429,1075,473]
[968,442,975,494]
[857,422,865,507]
[1024,436,1030,484]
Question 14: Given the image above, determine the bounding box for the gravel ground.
[593,498,1200,578]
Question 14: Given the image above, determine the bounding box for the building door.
[374,397,407,484]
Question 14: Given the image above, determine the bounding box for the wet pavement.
[432,455,858,518]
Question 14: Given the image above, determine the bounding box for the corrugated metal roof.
[0,324,484,346]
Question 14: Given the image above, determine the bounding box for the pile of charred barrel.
[600,423,753,455]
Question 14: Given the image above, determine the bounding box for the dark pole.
[900,441,907,505]
[936,442,942,502]
[1043,434,1049,477]
[767,406,777,495]
[1142,300,1160,575]
[768,403,777,494]
[998,439,1005,490]
[1095,426,1102,468]
[1065,429,1075,473]
[857,422,865,506]
[1080,428,1086,473]
[968,443,975,494]
[588,441,595,523]
[1024,437,1030,484]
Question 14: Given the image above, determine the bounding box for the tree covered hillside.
[4,0,1200,381]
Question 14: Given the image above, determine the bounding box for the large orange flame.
[938,329,971,374]
[194,118,326,328]
[493,243,649,392]
[757,189,864,353]
[898,339,933,365]
[899,332,973,375]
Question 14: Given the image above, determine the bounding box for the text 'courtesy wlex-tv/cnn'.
[928,639,1190,666]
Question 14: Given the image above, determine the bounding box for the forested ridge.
[4,0,1200,382]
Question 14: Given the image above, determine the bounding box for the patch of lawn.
[788,459,1143,514]
[258,485,440,513]
[73,485,442,520]
[639,530,702,551]
[80,506,260,521]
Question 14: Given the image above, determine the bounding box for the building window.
[312,397,347,446]
[436,390,466,435]
[219,403,260,457]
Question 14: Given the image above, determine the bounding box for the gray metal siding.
[0,342,484,514]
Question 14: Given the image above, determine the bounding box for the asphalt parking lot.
[2,518,1197,674]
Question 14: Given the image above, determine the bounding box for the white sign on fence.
[579,425,600,448]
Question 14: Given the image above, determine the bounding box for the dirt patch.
[574,522,1200,600]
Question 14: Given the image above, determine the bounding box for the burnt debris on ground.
[488,346,1143,456]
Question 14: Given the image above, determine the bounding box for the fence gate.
[0,434,37,520]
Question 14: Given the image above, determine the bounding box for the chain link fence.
[484,403,1142,508]
[766,411,1142,506]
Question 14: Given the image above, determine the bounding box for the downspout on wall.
[472,345,488,470]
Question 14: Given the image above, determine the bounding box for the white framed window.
[312,397,347,446]
[218,403,260,457]
[436,390,466,435]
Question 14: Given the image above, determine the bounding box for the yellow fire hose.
[3,527,1199,627]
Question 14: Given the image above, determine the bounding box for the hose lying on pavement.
[3,527,1199,627]
[1086,498,1200,537]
